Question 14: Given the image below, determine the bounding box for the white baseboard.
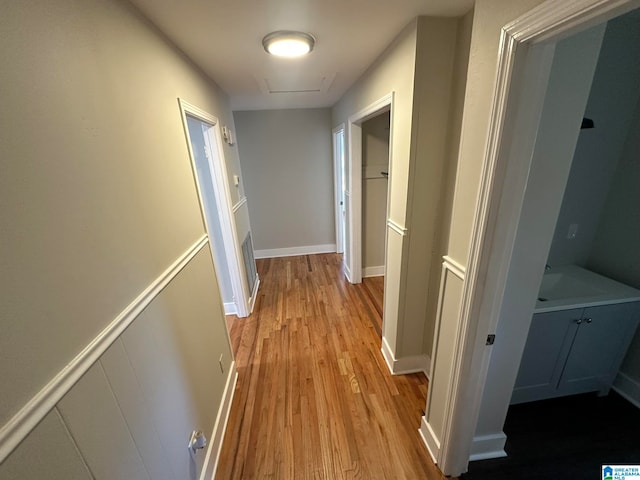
[248,276,260,314]
[419,416,440,464]
[468,432,507,461]
[381,336,431,379]
[363,265,385,277]
[201,362,238,480]
[613,371,640,409]
[223,302,237,315]
[254,244,336,259]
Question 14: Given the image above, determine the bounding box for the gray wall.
[0,0,236,477]
[547,13,640,267]
[590,93,640,388]
[234,108,335,253]
[362,112,390,271]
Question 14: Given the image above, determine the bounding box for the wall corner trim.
[232,196,248,213]
[381,336,431,378]
[387,219,408,236]
[201,362,238,480]
[0,235,209,464]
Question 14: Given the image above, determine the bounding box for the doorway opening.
[178,99,251,320]
[424,1,640,477]
[463,8,640,478]
[345,92,393,285]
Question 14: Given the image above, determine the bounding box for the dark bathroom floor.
[461,391,640,480]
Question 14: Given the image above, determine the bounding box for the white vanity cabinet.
[511,301,640,404]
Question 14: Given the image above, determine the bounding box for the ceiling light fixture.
[262,31,315,58]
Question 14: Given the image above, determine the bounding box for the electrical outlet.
[567,223,578,240]
[219,354,224,374]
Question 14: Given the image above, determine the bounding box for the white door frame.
[332,124,346,255]
[431,0,640,475]
[178,98,250,318]
[347,92,394,284]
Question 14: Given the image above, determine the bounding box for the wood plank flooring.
[217,254,444,479]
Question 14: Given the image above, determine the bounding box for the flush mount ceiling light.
[262,31,315,57]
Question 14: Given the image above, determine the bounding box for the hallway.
[217,254,443,479]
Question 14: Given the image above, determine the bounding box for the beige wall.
[0,0,235,477]
[362,112,390,270]
[234,108,334,253]
[422,9,473,357]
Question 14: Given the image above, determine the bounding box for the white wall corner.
[419,416,440,464]
[468,433,508,462]
[613,371,640,410]
[223,303,237,316]
[253,244,336,259]
[201,362,238,480]
[381,336,431,378]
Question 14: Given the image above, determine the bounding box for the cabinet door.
[511,309,582,404]
[559,302,640,396]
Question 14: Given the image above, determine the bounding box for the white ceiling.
[129,0,474,111]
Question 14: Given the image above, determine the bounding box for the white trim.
[231,196,247,214]
[347,92,394,284]
[442,256,466,280]
[248,275,260,314]
[468,433,507,462]
[363,266,385,278]
[254,244,336,259]
[0,235,209,464]
[333,124,346,255]
[201,362,238,480]
[431,0,640,476]
[223,302,237,315]
[178,99,250,319]
[420,416,441,464]
[613,371,640,410]
[381,336,431,378]
[386,219,408,237]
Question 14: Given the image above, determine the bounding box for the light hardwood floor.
[217,254,444,479]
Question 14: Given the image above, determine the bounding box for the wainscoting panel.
[57,364,151,480]
[421,257,466,462]
[101,339,175,480]
[0,410,91,479]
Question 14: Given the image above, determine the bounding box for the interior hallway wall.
[233,108,335,256]
[0,0,238,477]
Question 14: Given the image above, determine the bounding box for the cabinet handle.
[585,318,592,324]
[575,319,583,324]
